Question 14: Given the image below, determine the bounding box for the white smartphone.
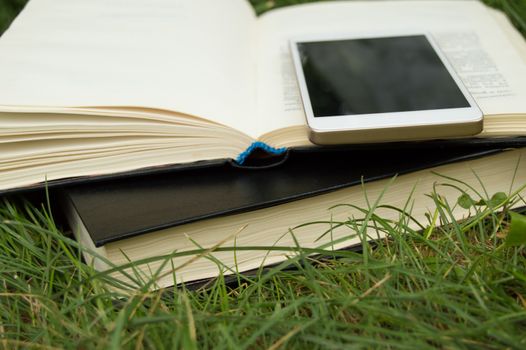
[289,33,483,145]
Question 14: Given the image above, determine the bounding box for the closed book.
[63,143,526,288]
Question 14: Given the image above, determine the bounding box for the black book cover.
[62,138,526,247]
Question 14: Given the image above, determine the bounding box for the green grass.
[1,0,526,349]
[0,0,25,35]
[1,181,526,349]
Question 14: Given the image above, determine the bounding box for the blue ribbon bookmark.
[235,141,287,165]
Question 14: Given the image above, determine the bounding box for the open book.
[0,0,525,192]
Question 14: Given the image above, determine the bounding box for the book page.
[255,0,526,137]
[0,0,260,137]
[488,8,526,63]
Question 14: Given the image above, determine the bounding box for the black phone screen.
[297,35,470,117]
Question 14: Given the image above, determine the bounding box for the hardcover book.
[63,146,526,287]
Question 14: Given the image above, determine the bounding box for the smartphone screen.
[296,35,470,117]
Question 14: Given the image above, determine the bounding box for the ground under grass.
[1,0,526,349]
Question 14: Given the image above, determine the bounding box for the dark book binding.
[5,137,526,196]
[60,137,526,247]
